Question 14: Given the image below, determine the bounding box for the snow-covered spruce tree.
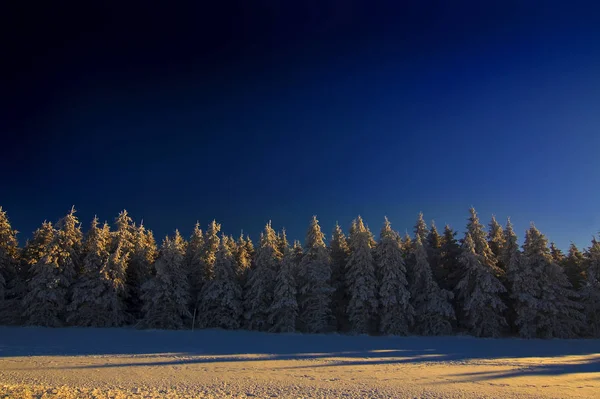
[401,233,412,259]
[514,225,584,338]
[99,209,136,323]
[412,213,431,278]
[54,206,83,286]
[244,222,281,331]
[140,231,190,329]
[581,238,600,337]
[67,218,127,327]
[502,218,521,334]
[201,220,221,282]
[94,240,130,326]
[410,235,454,335]
[427,222,443,287]
[376,217,413,335]
[0,207,19,298]
[111,210,136,257]
[17,222,56,324]
[488,215,506,271]
[268,244,298,332]
[277,229,289,257]
[0,207,21,324]
[23,208,83,326]
[550,242,565,264]
[224,234,238,260]
[439,225,462,292]
[344,216,378,334]
[401,232,415,287]
[125,223,157,320]
[330,222,351,332]
[244,234,255,260]
[22,243,66,326]
[235,233,252,284]
[414,212,429,245]
[291,239,303,283]
[298,216,334,333]
[197,235,242,329]
[184,222,204,310]
[563,243,586,290]
[80,211,144,327]
[21,222,55,273]
[67,218,112,326]
[466,208,503,280]
[184,221,220,319]
[455,234,507,337]
[502,218,520,280]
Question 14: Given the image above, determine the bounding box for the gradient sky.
[3,1,600,250]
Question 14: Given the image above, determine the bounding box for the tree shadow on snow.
[443,356,600,381]
[0,327,599,377]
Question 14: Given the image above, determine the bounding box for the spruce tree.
[0,207,19,298]
[376,217,413,335]
[439,225,462,292]
[185,222,204,310]
[414,212,429,245]
[225,234,237,253]
[411,235,454,335]
[198,235,242,329]
[581,238,600,337]
[427,222,443,287]
[291,239,303,283]
[244,234,255,260]
[97,241,130,326]
[244,222,281,331]
[21,222,55,274]
[345,216,378,334]
[0,207,20,324]
[502,218,521,334]
[140,231,190,329]
[456,234,507,337]
[277,229,289,257]
[202,220,221,282]
[298,216,334,333]
[401,233,412,259]
[549,242,565,264]
[563,243,586,290]
[466,208,503,279]
[235,233,252,283]
[401,232,414,281]
[514,225,584,338]
[112,210,136,257]
[54,207,83,287]
[97,209,136,324]
[488,215,506,271]
[502,218,520,280]
[330,222,351,332]
[23,208,83,326]
[268,245,298,332]
[125,223,157,319]
[68,218,112,326]
[17,222,55,324]
[22,241,66,326]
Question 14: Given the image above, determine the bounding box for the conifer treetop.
[305,216,326,249]
[414,212,429,243]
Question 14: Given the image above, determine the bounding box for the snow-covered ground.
[0,327,599,398]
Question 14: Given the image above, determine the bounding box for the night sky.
[3,1,600,250]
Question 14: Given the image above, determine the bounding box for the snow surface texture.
[0,327,599,398]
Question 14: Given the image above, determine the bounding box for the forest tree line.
[0,206,599,339]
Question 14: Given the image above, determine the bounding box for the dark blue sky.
[3,1,600,250]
